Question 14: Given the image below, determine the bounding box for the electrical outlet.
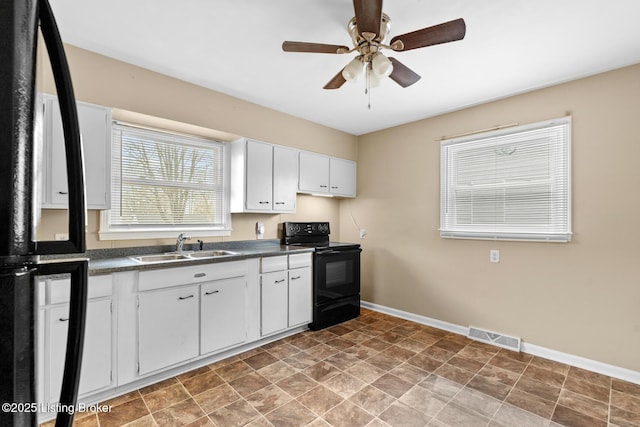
[490,249,500,263]
[359,229,366,239]
[54,233,69,241]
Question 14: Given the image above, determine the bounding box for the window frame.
[99,122,232,240]
[440,117,572,242]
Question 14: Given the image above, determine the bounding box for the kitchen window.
[440,117,571,242]
[99,122,231,239]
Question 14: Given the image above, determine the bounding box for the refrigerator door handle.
[34,0,86,255]
[37,259,88,427]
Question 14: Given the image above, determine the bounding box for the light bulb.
[371,53,393,78]
[342,57,364,81]
[368,70,382,88]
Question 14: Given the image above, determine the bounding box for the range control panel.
[283,222,330,237]
[282,222,332,246]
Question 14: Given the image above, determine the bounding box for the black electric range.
[282,222,361,330]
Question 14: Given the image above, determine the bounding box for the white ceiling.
[49,0,640,136]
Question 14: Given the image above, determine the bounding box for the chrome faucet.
[176,233,191,252]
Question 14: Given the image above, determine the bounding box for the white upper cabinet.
[298,151,356,198]
[298,151,330,194]
[329,157,357,197]
[231,138,297,213]
[41,94,111,209]
[245,140,273,210]
[272,146,298,211]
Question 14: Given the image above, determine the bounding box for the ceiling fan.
[282,0,466,90]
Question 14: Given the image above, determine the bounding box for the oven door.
[314,248,361,305]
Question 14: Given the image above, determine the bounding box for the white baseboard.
[361,300,640,385]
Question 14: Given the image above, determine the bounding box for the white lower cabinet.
[260,253,313,336]
[288,266,312,327]
[39,274,114,407]
[137,285,199,375]
[201,277,247,355]
[260,270,289,336]
[135,260,250,376]
[49,300,112,399]
[39,253,312,419]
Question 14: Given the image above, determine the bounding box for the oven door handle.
[316,249,342,255]
[316,248,362,256]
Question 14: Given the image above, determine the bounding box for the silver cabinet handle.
[331,186,338,189]
[291,276,301,280]
[319,185,328,188]
[274,279,286,283]
[178,295,194,300]
[59,317,69,322]
[259,201,270,204]
[194,273,206,278]
[58,191,69,195]
[275,202,285,205]
[205,290,220,295]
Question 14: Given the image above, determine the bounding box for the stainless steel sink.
[186,250,237,259]
[129,249,238,263]
[130,253,191,263]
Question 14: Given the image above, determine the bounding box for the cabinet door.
[37,309,45,406]
[298,151,330,194]
[260,271,288,336]
[329,158,357,197]
[49,299,112,401]
[138,285,199,375]
[288,267,312,327]
[201,278,247,354]
[245,140,273,210]
[272,146,297,212]
[43,96,111,209]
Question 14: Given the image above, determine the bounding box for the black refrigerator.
[0,1,89,426]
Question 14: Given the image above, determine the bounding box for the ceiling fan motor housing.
[348,13,391,46]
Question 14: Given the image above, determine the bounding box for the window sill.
[439,230,572,242]
[98,228,232,241]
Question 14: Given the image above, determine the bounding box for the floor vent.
[467,326,521,352]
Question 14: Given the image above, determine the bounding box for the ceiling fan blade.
[353,0,383,37]
[282,41,350,54]
[388,58,421,88]
[390,18,466,51]
[323,69,347,89]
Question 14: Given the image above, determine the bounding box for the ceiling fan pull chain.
[366,64,372,110]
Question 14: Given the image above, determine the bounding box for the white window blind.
[440,117,571,242]
[100,122,231,239]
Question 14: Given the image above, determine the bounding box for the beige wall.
[40,44,640,373]
[347,63,640,372]
[37,45,358,247]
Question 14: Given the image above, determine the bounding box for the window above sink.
[100,122,232,240]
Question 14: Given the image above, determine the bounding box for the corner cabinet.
[230,138,298,213]
[298,151,356,198]
[40,94,111,209]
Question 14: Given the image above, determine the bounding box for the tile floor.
[42,308,640,427]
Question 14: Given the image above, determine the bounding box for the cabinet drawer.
[260,256,288,273]
[48,274,112,304]
[289,253,312,269]
[138,260,248,291]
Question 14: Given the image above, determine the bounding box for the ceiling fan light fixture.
[342,57,364,81]
[371,52,393,78]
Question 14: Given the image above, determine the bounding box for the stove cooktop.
[282,222,360,251]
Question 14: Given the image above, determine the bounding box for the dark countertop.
[42,240,314,276]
